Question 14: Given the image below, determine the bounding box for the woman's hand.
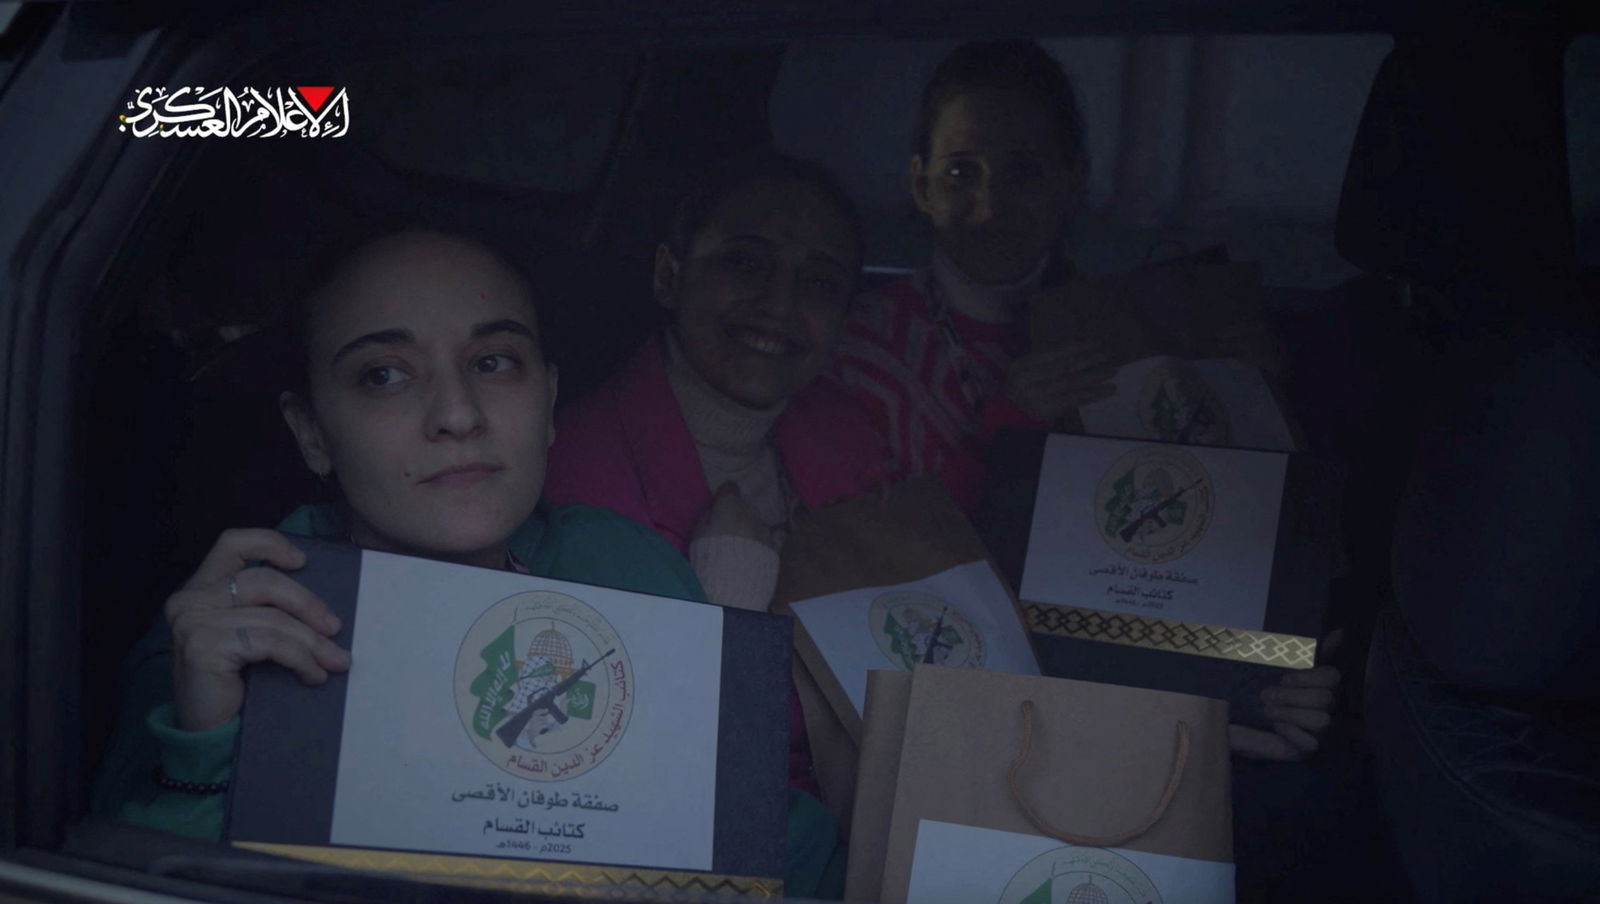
[689,483,781,611]
[1003,339,1119,425]
[1229,630,1343,761]
[166,528,350,732]
[692,481,778,549]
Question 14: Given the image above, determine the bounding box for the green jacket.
[92,500,705,837]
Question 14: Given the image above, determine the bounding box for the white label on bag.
[1076,356,1296,452]
[789,561,1039,717]
[905,819,1234,904]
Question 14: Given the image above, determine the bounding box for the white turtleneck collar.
[662,330,790,529]
[928,248,1050,325]
[663,330,787,454]
[662,331,790,610]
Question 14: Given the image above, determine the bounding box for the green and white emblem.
[455,591,633,782]
[868,591,985,671]
[999,846,1162,904]
[1137,361,1231,447]
[1093,446,1214,564]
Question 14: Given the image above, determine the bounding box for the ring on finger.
[229,575,239,606]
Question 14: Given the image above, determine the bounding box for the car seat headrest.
[1336,33,1575,288]
[1391,319,1600,698]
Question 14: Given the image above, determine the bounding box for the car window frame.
[4,2,1598,902]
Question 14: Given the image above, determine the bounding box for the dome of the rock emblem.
[528,623,574,674]
[1065,877,1110,904]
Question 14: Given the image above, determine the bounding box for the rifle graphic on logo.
[495,649,615,747]
[1118,478,1205,543]
[1175,398,1217,444]
[921,607,955,664]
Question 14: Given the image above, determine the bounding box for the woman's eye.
[359,365,411,388]
[943,161,978,184]
[473,354,519,375]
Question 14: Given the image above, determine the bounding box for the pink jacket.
[546,332,889,553]
[544,332,888,797]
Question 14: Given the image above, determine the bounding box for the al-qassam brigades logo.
[868,591,985,670]
[1137,360,1231,446]
[455,591,633,782]
[998,846,1162,904]
[117,86,350,138]
[1094,446,1213,565]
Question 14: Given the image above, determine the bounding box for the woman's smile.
[661,176,857,409]
[726,323,801,357]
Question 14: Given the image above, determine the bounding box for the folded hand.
[1229,629,1343,761]
[692,482,778,549]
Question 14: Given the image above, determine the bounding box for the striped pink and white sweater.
[830,266,1046,513]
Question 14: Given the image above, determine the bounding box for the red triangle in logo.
[295,86,335,113]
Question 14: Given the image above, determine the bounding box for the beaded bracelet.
[153,766,230,795]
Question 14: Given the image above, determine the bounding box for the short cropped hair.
[276,223,545,398]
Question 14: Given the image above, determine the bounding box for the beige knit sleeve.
[688,533,781,612]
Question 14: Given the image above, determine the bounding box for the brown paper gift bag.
[848,666,1233,904]
[845,670,917,900]
[772,477,1038,828]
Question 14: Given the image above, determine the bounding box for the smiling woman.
[91,228,705,831]
[658,174,861,409]
[546,155,884,564]
[543,156,889,897]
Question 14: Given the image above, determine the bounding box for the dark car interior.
[3,1,1598,902]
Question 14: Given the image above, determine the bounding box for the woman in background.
[544,155,886,898]
[832,39,1280,513]
[545,154,885,614]
[831,39,1333,765]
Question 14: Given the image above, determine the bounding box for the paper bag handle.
[1007,699,1191,848]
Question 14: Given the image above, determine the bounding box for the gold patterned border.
[1023,602,1317,669]
[233,842,783,900]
